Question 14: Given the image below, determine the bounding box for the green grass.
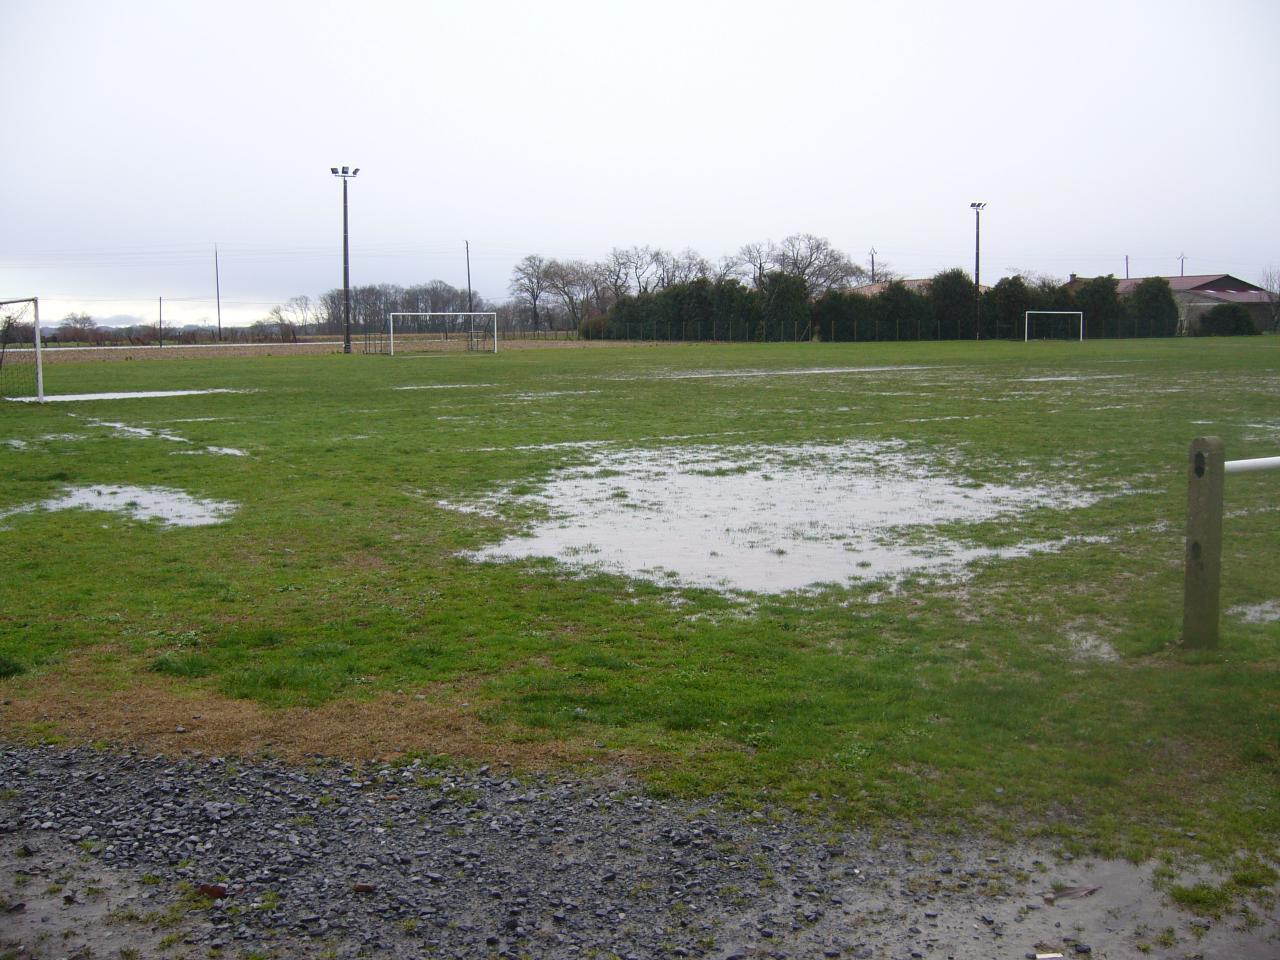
[1,338,1278,868]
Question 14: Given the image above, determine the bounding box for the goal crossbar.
[1024,310,1084,342]
[385,312,498,355]
[0,297,44,401]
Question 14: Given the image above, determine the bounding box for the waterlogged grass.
[1,338,1278,866]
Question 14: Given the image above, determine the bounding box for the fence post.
[1183,436,1225,648]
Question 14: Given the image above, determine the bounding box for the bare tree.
[263,306,297,342]
[584,261,620,318]
[542,259,593,330]
[710,256,740,283]
[509,255,550,330]
[667,248,712,286]
[57,312,100,343]
[1262,267,1280,332]
[771,234,863,297]
[733,240,777,289]
[282,295,314,335]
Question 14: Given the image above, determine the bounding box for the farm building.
[1067,273,1276,334]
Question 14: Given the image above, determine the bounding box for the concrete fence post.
[1183,436,1225,648]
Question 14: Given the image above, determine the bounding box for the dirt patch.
[0,656,604,769]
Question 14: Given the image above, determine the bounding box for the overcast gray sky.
[2,0,1278,328]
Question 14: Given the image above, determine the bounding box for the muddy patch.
[457,441,1100,593]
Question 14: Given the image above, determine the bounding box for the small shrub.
[1196,303,1256,336]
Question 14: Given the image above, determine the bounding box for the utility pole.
[1125,254,1129,280]
[330,166,360,353]
[214,243,223,342]
[1178,252,1186,277]
[158,296,163,348]
[869,247,877,284]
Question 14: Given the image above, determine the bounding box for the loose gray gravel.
[2,744,1275,959]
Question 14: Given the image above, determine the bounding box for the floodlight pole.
[331,166,360,354]
[970,202,985,340]
[214,243,223,342]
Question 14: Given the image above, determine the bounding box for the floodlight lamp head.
[341,166,349,175]
[352,168,360,176]
[970,202,986,210]
[330,167,339,175]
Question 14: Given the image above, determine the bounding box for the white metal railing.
[1184,438,1280,647]
[1225,455,1280,475]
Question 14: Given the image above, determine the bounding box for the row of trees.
[305,281,497,336]
[506,235,885,333]
[587,270,1185,342]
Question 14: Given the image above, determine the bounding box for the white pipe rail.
[1225,455,1280,475]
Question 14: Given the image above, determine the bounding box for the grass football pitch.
[1,338,1277,870]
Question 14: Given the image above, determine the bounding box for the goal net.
[1024,310,1084,341]
[0,298,44,400]
[365,312,498,355]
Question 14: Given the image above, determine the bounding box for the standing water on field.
[458,441,1100,593]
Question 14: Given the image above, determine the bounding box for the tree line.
[505,235,880,333]
[504,236,1203,342]
[597,270,1185,342]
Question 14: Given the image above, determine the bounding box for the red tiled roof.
[1179,289,1272,305]
[1112,274,1265,294]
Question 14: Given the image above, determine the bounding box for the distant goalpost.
[0,297,44,402]
[1024,310,1084,342]
[370,312,498,355]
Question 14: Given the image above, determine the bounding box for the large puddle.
[459,441,1099,592]
[1,485,236,527]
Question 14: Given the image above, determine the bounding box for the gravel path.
[1,745,1274,959]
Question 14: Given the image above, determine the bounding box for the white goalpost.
[1024,310,1084,342]
[375,312,498,355]
[0,297,44,402]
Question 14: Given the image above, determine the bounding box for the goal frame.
[385,312,498,355]
[0,296,44,402]
[1024,310,1084,342]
